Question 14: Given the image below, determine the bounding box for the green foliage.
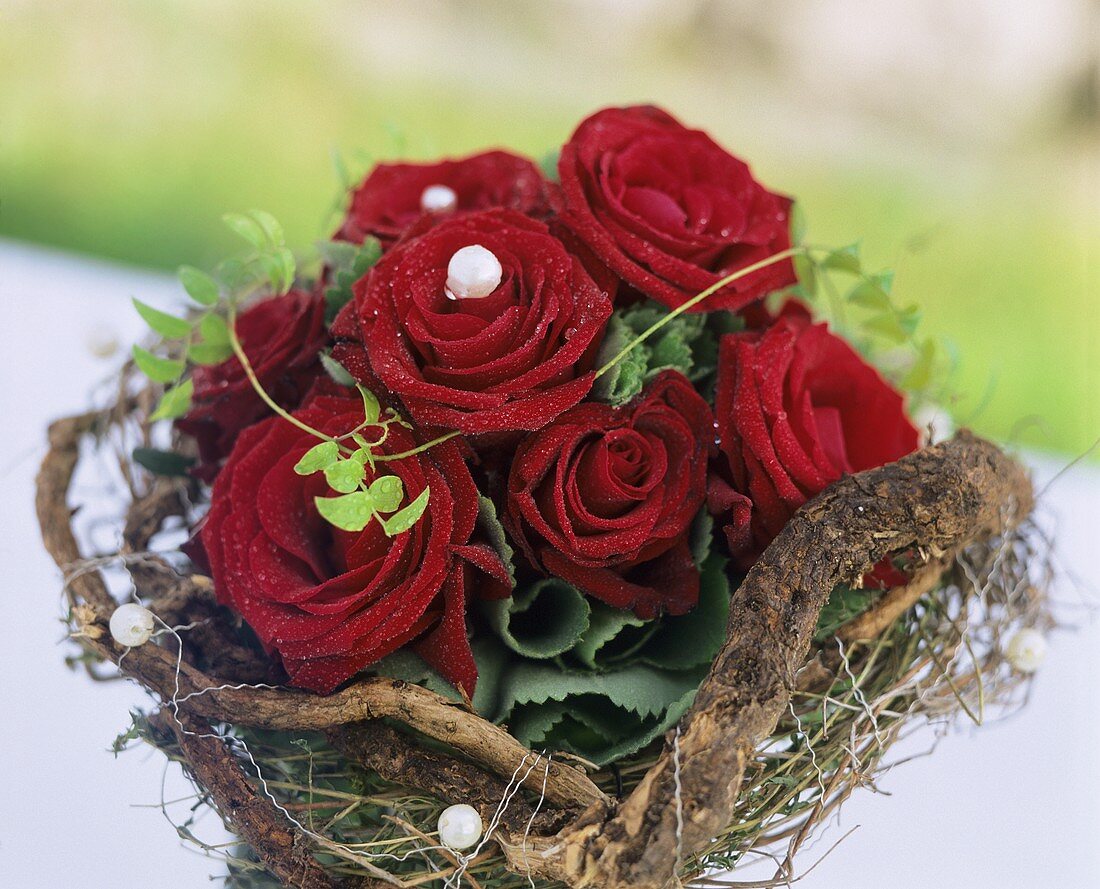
[483,578,592,659]
[476,496,516,588]
[320,236,383,322]
[593,302,719,405]
[177,265,220,306]
[132,298,191,339]
[293,406,430,537]
[132,446,195,477]
[814,584,877,643]
[149,379,193,421]
[320,352,356,386]
[131,345,184,383]
[791,213,951,406]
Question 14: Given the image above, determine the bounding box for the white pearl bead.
[437,803,483,851]
[109,603,156,647]
[420,184,458,214]
[445,245,502,301]
[86,325,120,359]
[1005,628,1047,673]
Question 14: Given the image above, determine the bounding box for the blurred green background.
[2,0,1096,456]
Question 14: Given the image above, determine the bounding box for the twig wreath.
[39,105,1051,888]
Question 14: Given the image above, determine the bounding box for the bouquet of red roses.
[45,105,1046,889]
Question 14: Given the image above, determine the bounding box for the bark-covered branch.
[540,431,1032,889]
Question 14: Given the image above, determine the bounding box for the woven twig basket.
[38,392,1039,889]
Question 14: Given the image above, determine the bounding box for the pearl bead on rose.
[445,245,502,301]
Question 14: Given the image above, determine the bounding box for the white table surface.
[1,239,1097,888]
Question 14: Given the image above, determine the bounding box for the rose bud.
[200,392,511,695]
[339,209,613,435]
[506,371,713,619]
[336,150,550,249]
[556,105,796,313]
[709,312,920,569]
[177,289,327,480]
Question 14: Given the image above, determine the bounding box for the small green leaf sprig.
[594,208,949,405]
[131,210,449,537]
[131,210,294,421]
[290,386,436,536]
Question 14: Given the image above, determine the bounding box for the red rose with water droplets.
[177,289,327,480]
[337,209,612,435]
[337,150,550,249]
[505,371,713,619]
[201,392,510,695]
[709,311,919,570]
[556,105,796,313]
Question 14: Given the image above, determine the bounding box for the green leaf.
[572,602,652,669]
[863,311,909,343]
[187,341,234,365]
[497,660,703,721]
[368,475,404,512]
[902,337,937,392]
[790,201,808,245]
[177,265,219,306]
[793,254,817,298]
[249,209,285,246]
[476,496,516,587]
[847,277,892,311]
[376,485,429,536]
[222,212,268,250]
[483,578,591,660]
[322,237,383,322]
[320,352,356,387]
[358,386,380,424]
[294,441,341,475]
[262,246,296,294]
[815,584,877,643]
[540,149,560,182]
[198,313,230,345]
[132,299,191,339]
[132,345,184,383]
[132,447,195,477]
[640,554,731,670]
[314,490,376,532]
[149,379,193,421]
[822,243,861,273]
[324,459,365,493]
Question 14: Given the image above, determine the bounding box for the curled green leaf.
[483,578,591,660]
[293,441,340,475]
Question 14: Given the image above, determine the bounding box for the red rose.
[177,290,327,479]
[556,105,796,313]
[201,392,510,694]
[505,371,713,618]
[709,312,919,569]
[339,209,613,435]
[337,150,550,249]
